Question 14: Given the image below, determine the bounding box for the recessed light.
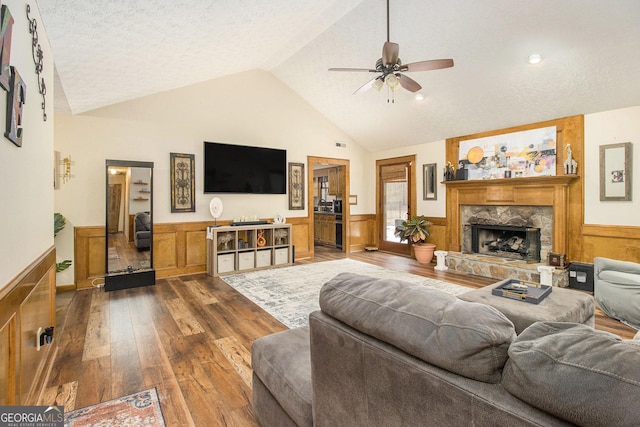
[527,53,543,64]
[415,93,425,101]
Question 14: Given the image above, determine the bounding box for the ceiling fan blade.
[353,77,380,95]
[382,42,399,66]
[398,74,422,92]
[401,58,454,72]
[328,67,377,72]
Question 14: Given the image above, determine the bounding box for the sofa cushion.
[319,272,516,383]
[251,326,313,427]
[502,322,640,426]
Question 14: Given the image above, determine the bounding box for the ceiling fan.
[329,0,454,101]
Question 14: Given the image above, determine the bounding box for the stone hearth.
[446,252,568,287]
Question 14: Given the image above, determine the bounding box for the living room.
[1,1,639,424]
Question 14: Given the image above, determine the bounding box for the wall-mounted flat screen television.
[203,141,287,194]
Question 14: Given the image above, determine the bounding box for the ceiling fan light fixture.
[386,74,399,90]
[373,78,384,91]
[527,53,543,64]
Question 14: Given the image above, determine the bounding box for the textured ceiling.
[37,0,640,152]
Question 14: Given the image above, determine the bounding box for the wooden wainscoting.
[425,217,447,251]
[75,219,315,288]
[74,227,105,288]
[75,222,210,289]
[153,221,210,278]
[582,224,640,263]
[288,217,312,260]
[0,247,56,405]
[348,214,376,251]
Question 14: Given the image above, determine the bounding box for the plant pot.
[413,243,436,264]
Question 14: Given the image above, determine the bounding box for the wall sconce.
[59,156,75,183]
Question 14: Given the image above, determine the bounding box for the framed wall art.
[458,126,557,180]
[170,153,196,212]
[423,163,437,200]
[600,142,632,201]
[288,162,305,210]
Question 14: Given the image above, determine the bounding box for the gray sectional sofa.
[252,272,640,426]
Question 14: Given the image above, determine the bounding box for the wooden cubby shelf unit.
[206,223,293,277]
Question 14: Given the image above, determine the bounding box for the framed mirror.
[423,163,437,200]
[105,159,155,291]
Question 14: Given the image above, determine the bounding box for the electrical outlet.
[36,327,42,351]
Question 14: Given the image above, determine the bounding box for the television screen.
[203,141,286,194]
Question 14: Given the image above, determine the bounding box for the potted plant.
[394,215,436,264]
[54,213,72,272]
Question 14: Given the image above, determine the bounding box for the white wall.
[584,106,640,225]
[53,69,372,285]
[0,1,54,291]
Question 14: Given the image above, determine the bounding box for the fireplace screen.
[471,224,541,262]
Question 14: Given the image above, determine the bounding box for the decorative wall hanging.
[600,142,632,201]
[458,126,557,180]
[423,163,437,200]
[0,5,14,91]
[1,4,27,146]
[26,4,47,121]
[288,162,305,210]
[170,153,195,212]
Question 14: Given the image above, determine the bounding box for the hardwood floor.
[43,247,636,426]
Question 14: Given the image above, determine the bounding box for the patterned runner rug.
[220,258,468,328]
[64,388,165,427]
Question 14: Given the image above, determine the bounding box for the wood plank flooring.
[43,247,636,426]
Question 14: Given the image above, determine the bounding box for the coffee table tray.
[492,279,552,304]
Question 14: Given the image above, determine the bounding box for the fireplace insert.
[471,224,541,263]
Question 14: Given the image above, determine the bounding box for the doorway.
[107,183,122,234]
[376,155,416,256]
[308,156,349,255]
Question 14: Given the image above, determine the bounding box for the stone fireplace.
[469,224,541,262]
[461,205,551,262]
[444,175,577,286]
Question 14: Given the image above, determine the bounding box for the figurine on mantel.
[564,144,577,174]
[443,162,456,181]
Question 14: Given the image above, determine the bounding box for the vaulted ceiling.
[37,0,640,151]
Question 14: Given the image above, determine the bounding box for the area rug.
[221,259,469,328]
[64,388,165,427]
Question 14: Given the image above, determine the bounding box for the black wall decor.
[170,153,196,212]
[26,4,47,121]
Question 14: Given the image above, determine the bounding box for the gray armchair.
[134,211,151,250]
[594,257,640,330]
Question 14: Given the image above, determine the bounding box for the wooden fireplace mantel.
[444,175,579,255]
[443,175,577,189]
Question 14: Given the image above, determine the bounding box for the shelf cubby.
[206,223,292,277]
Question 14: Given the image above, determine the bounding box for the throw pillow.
[502,322,640,426]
